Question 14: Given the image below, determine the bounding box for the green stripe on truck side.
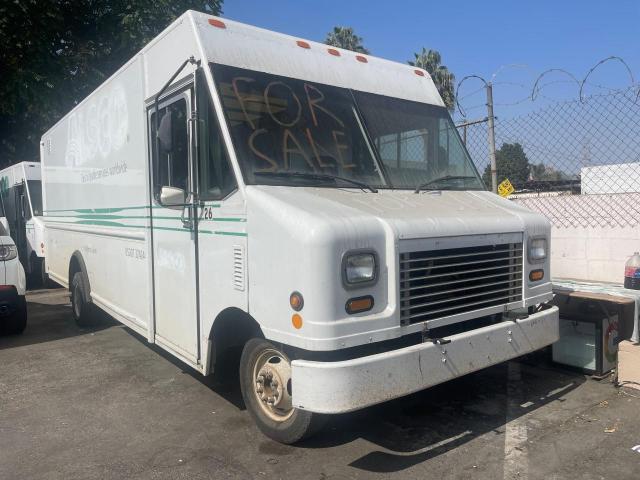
[43,203,222,214]
[43,219,246,236]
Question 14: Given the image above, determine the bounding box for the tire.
[26,255,41,289]
[40,257,49,288]
[27,256,46,289]
[71,271,97,326]
[239,338,325,444]
[1,296,27,335]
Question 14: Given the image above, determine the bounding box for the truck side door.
[148,86,200,362]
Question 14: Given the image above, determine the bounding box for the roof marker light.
[328,48,341,57]
[356,55,368,63]
[414,69,425,77]
[208,19,226,29]
[296,40,311,49]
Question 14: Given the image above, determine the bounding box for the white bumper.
[291,306,559,414]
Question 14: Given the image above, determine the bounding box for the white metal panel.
[247,185,551,351]
[40,55,151,333]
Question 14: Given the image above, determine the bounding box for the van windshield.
[212,64,484,191]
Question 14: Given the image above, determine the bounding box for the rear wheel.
[40,257,50,288]
[0,296,27,335]
[26,255,41,289]
[71,272,96,326]
[239,338,324,444]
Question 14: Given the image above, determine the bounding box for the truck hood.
[246,186,549,240]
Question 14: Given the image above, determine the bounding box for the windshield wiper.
[254,171,378,193]
[414,175,477,193]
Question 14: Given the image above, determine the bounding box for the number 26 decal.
[200,206,214,220]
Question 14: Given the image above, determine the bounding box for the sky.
[222,0,639,119]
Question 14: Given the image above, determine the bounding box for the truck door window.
[150,98,189,196]
[21,193,31,220]
[197,73,237,200]
[26,180,42,216]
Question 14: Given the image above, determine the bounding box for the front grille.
[400,242,523,324]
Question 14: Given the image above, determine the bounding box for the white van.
[40,12,559,443]
[0,223,27,335]
[0,162,46,285]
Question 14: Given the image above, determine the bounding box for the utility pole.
[486,82,498,193]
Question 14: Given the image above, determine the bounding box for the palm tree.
[409,48,455,110]
[324,27,369,54]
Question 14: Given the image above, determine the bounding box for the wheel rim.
[252,347,294,422]
[72,284,82,318]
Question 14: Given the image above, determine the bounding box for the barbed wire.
[579,56,636,102]
[455,55,640,118]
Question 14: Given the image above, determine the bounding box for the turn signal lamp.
[529,269,544,282]
[345,296,374,314]
[289,291,304,311]
[292,314,303,329]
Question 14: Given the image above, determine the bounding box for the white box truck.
[0,162,47,286]
[40,11,559,443]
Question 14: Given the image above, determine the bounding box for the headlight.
[343,251,378,287]
[528,237,547,263]
[0,244,17,261]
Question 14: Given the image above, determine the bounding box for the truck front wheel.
[239,338,324,444]
[71,272,96,326]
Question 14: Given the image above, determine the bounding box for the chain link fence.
[459,85,640,228]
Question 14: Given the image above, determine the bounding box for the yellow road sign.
[497,178,515,197]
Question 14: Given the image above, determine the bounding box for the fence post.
[486,82,498,193]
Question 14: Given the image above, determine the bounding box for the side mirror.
[159,186,185,209]
[157,110,173,153]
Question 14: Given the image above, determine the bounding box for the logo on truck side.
[65,83,129,168]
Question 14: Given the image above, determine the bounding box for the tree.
[324,27,369,54]
[0,1,222,167]
[483,143,530,188]
[530,162,571,182]
[409,48,455,110]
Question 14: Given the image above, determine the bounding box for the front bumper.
[291,305,559,414]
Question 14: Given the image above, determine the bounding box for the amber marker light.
[327,48,341,56]
[289,291,304,311]
[356,55,368,63]
[296,40,311,49]
[292,314,303,330]
[208,19,226,29]
[345,296,374,315]
[414,69,425,76]
[529,269,544,282]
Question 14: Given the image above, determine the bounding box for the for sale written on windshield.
[213,64,484,191]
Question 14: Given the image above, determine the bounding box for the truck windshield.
[27,180,43,216]
[212,64,484,191]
